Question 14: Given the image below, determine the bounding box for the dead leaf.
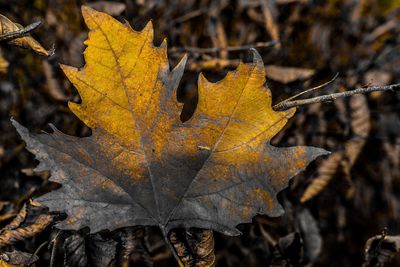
[363,234,400,267]
[0,14,49,56]
[300,152,342,203]
[296,208,322,263]
[344,94,370,166]
[116,227,152,265]
[170,228,215,267]
[265,65,315,84]
[42,60,68,101]
[0,251,38,267]
[270,232,302,267]
[260,0,280,48]
[0,204,53,248]
[87,1,127,16]
[0,49,8,74]
[63,232,117,267]
[1,204,27,232]
[13,6,327,239]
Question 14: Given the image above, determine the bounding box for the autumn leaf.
[0,14,49,56]
[12,6,327,236]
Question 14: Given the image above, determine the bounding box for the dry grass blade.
[300,152,343,203]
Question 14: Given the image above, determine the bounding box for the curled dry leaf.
[270,232,303,267]
[63,232,117,267]
[300,152,342,203]
[13,6,326,247]
[116,227,152,265]
[344,94,370,166]
[300,94,371,203]
[0,214,53,248]
[1,204,27,232]
[296,208,322,263]
[363,234,400,267]
[0,14,49,56]
[0,49,8,74]
[0,250,38,267]
[170,229,215,267]
[42,60,68,101]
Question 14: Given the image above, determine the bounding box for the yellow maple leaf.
[13,6,327,236]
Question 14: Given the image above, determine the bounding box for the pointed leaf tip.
[81,5,95,15]
[250,48,264,69]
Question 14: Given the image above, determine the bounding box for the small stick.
[171,41,278,54]
[273,83,400,111]
[0,21,41,42]
[283,72,339,102]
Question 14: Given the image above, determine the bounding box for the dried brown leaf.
[265,65,315,84]
[0,214,53,248]
[300,152,342,203]
[0,14,48,56]
[1,204,27,232]
[170,229,215,267]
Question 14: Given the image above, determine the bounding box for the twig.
[0,21,41,42]
[170,41,278,54]
[273,83,400,111]
[283,72,339,102]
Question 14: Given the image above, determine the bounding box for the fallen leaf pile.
[12,5,326,245]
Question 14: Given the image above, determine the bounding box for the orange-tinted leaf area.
[12,6,327,236]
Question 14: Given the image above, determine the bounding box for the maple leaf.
[12,6,327,236]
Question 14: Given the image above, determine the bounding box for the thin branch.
[283,72,339,102]
[273,83,400,111]
[0,21,41,42]
[170,41,278,54]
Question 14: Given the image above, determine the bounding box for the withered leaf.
[13,6,327,236]
[64,232,117,267]
[265,65,315,84]
[0,14,49,56]
[363,234,400,267]
[0,251,38,267]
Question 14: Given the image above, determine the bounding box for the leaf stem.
[273,83,400,111]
